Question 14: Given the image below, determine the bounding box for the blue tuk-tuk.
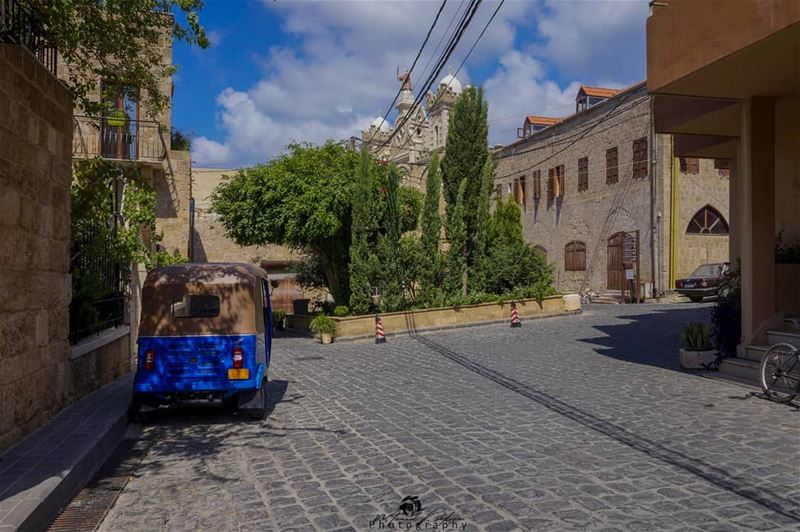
[131,263,272,420]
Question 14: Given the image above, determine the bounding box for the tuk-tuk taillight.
[144,349,156,371]
[232,347,244,369]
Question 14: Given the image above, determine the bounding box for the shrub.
[272,309,287,322]
[310,314,337,336]
[682,322,712,351]
[333,305,349,317]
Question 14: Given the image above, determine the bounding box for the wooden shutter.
[565,241,586,271]
[606,147,618,184]
[533,170,541,200]
[578,157,588,191]
[632,137,647,179]
[683,157,700,174]
[547,168,555,203]
[556,165,565,198]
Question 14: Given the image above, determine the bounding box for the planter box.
[287,295,581,341]
[776,264,800,316]
[679,348,718,370]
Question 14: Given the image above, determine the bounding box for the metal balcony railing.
[0,0,57,75]
[73,116,167,162]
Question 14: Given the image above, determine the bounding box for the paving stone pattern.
[98,304,800,531]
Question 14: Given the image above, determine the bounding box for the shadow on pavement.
[578,306,713,371]
[401,310,800,525]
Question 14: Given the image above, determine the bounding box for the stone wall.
[153,149,191,257]
[0,45,74,452]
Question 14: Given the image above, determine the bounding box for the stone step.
[743,344,769,363]
[766,330,800,347]
[719,357,760,384]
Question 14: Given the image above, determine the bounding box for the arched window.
[565,241,586,271]
[687,205,729,234]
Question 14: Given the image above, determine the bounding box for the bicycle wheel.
[760,343,800,403]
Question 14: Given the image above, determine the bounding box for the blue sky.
[173,0,649,168]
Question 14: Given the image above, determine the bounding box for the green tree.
[376,164,404,312]
[418,153,442,301]
[349,146,376,315]
[440,85,489,272]
[445,179,469,297]
[33,0,208,117]
[470,155,494,292]
[211,142,359,305]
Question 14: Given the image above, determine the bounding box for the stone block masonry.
[0,44,74,452]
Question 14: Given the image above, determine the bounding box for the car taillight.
[144,349,155,371]
[233,347,243,369]
[675,280,683,288]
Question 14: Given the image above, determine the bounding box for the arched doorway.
[607,232,625,290]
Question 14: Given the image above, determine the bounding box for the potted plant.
[679,321,717,369]
[272,309,286,331]
[310,314,336,344]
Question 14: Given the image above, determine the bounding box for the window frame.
[578,157,589,192]
[606,147,618,184]
[686,205,730,235]
[632,137,648,179]
[564,241,587,271]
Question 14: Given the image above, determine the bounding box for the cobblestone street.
[99,304,800,531]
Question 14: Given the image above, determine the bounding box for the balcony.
[0,0,57,75]
[73,116,167,162]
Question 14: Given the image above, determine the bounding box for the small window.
[547,168,555,204]
[632,137,648,179]
[606,147,618,184]
[513,176,526,210]
[578,157,589,192]
[680,157,700,174]
[532,170,541,200]
[556,164,565,198]
[714,158,730,177]
[565,241,587,271]
[687,205,729,235]
[171,294,220,318]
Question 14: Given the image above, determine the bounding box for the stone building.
[361,71,464,189]
[191,167,306,312]
[493,82,730,298]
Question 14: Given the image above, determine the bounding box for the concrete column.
[738,97,776,344]
[728,158,740,264]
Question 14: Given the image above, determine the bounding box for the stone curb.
[0,374,133,532]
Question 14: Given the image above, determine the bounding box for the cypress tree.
[440,86,489,270]
[377,164,404,312]
[471,154,494,292]
[445,179,468,297]
[418,153,442,301]
[348,146,374,314]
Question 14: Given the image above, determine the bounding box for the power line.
[367,0,449,144]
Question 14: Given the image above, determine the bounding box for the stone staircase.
[591,290,622,304]
[719,317,800,383]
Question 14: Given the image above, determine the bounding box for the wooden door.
[607,232,625,290]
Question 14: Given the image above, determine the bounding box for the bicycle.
[760,343,800,403]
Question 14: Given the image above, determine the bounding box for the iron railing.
[73,116,167,161]
[0,0,57,76]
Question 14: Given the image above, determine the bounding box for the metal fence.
[73,116,167,161]
[0,0,58,76]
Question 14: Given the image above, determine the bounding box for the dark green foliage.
[445,179,469,297]
[682,322,712,351]
[349,146,375,315]
[333,306,349,317]
[418,153,443,302]
[171,129,192,151]
[376,164,404,312]
[440,85,489,271]
[776,230,800,264]
[711,261,741,357]
[470,155,494,291]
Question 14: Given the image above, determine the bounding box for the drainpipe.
[669,142,679,289]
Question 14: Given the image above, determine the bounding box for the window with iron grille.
[680,157,700,174]
[606,147,618,184]
[578,157,589,192]
[532,170,541,201]
[632,137,648,179]
[565,241,586,271]
[687,205,729,234]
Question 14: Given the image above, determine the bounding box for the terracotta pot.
[679,348,718,369]
[320,333,333,344]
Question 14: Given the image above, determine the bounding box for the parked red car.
[675,262,730,302]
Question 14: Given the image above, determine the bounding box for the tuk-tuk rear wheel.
[243,378,267,420]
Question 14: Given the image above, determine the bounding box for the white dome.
[439,74,462,94]
[370,116,391,132]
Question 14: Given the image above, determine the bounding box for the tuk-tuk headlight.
[232,347,244,369]
[144,349,156,371]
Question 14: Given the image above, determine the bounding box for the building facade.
[361,72,464,189]
[493,82,730,298]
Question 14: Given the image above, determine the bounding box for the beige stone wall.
[192,167,295,264]
[493,84,659,295]
[153,149,191,257]
[0,45,74,452]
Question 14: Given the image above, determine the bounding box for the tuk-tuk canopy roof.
[139,263,268,337]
